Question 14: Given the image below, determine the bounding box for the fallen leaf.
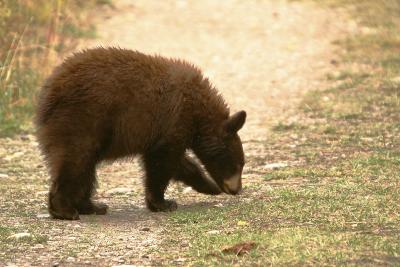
[222,241,257,256]
[237,220,249,226]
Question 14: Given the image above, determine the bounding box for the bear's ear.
[224,110,247,134]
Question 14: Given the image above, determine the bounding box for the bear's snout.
[222,172,242,195]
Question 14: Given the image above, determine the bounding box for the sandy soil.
[0,0,350,266]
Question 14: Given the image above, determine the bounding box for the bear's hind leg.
[75,167,108,215]
[48,162,82,220]
[48,155,105,219]
[143,144,183,212]
[175,155,222,195]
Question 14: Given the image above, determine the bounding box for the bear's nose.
[223,172,242,195]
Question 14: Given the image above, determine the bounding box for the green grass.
[164,0,400,265]
[166,153,400,265]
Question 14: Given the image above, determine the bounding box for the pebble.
[0,173,9,178]
[264,162,288,170]
[206,230,221,235]
[37,213,50,219]
[33,244,45,249]
[4,152,24,161]
[182,187,193,193]
[8,233,31,240]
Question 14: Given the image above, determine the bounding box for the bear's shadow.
[79,200,226,224]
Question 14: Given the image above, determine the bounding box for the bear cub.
[36,47,246,220]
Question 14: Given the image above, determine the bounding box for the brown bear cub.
[36,47,246,220]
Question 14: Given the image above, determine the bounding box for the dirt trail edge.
[0,1,349,266]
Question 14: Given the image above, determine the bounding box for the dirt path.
[1,1,348,266]
[90,0,344,139]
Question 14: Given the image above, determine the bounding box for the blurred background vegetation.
[0,0,109,136]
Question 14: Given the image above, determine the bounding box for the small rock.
[9,233,31,240]
[30,141,39,147]
[37,213,50,219]
[140,227,150,232]
[106,187,132,195]
[112,265,139,267]
[360,26,376,35]
[264,162,288,170]
[4,152,24,161]
[66,257,75,262]
[181,241,189,247]
[33,244,45,249]
[207,230,221,235]
[182,187,193,193]
[0,173,9,178]
[263,185,273,191]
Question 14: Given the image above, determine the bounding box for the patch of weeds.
[96,0,113,6]
[272,122,307,132]
[263,166,343,182]
[0,0,102,137]
[323,126,337,134]
[0,226,17,240]
[61,22,97,39]
[326,71,370,82]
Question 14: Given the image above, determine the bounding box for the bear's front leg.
[175,155,222,195]
[143,144,182,212]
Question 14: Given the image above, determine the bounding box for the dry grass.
[0,0,106,136]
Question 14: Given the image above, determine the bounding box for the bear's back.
[36,48,205,158]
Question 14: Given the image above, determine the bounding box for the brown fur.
[36,47,246,219]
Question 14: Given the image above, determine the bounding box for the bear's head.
[193,110,246,195]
